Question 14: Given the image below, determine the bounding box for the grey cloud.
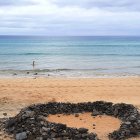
[1,11,140,35]
[0,0,140,35]
[51,0,140,11]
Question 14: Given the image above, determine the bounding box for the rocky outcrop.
[1,101,140,140]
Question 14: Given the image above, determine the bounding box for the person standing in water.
[32,61,38,75]
[32,61,35,69]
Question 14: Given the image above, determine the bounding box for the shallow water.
[0,36,140,77]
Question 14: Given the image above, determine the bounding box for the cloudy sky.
[0,0,140,36]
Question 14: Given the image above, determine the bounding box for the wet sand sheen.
[48,113,121,140]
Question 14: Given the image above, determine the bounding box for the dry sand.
[0,77,140,140]
[48,113,121,140]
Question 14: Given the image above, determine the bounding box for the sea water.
[0,36,140,78]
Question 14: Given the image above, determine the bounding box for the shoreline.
[0,74,140,79]
[0,75,140,80]
[0,69,140,79]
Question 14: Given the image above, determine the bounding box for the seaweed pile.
[1,101,140,140]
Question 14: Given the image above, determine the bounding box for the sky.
[0,0,140,36]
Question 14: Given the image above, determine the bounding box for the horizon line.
[0,35,140,37]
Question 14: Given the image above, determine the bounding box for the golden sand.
[0,77,140,140]
[48,113,121,140]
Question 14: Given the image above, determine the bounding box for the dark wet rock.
[92,109,101,116]
[78,128,88,133]
[5,119,16,128]
[16,132,27,140]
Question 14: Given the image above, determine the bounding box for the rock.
[3,101,140,140]
[16,132,27,140]
[51,132,57,138]
[114,108,119,116]
[75,114,79,117]
[81,133,88,138]
[92,109,100,116]
[124,122,131,125]
[5,119,16,128]
[36,137,43,140]
[25,111,35,118]
[3,113,7,116]
[129,115,136,121]
[8,126,15,132]
[137,120,140,124]
[61,132,69,137]
[88,133,97,139]
[42,127,50,132]
[78,128,88,133]
[21,111,35,120]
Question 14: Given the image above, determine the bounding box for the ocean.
[0,36,140,78]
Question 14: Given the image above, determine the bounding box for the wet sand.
[0,77,140,140]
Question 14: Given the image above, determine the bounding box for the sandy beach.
[0,77,140,117]
[0,77,140,140]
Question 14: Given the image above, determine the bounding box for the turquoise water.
[0,36,140,77]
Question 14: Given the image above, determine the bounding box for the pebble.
[75,113,79,117]
[92,109,100,116]
[78,128,88,133]
[124,122,131,125]
[16,132,27,140]
[3,113,7,116]
[42,127,50,132]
